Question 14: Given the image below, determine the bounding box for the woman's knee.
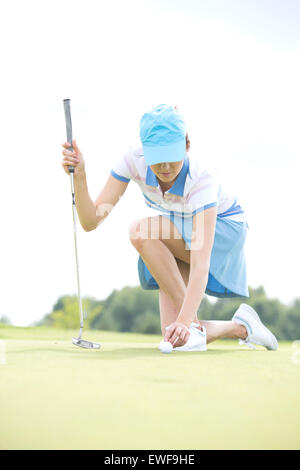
[129,216,171,244]
[128,218,151,250]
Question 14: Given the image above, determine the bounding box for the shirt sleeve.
[110,148,133,183]
[186,170,220,215]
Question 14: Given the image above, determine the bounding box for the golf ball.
[159,341,173,354]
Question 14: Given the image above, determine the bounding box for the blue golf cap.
[139,104,186,165]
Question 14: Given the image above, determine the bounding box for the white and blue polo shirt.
[111,145,247,223]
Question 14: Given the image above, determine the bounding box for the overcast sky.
[0,0,299,326]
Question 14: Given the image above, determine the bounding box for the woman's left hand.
[164,321,190,347]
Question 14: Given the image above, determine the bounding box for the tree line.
[35,285,300,341]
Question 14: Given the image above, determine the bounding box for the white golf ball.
[159,341,173,354]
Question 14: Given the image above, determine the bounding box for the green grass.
[0,326,300,450]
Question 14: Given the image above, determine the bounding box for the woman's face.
[150,160,184,184]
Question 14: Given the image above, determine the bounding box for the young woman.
[61,104,278,352]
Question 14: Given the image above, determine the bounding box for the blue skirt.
[138,214,249,298]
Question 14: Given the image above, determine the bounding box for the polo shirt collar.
[146,154,190,196]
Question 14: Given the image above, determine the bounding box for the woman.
[61,104,278,352]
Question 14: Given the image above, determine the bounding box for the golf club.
[63,99,100,350]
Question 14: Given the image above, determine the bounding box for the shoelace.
[239,339,256,350]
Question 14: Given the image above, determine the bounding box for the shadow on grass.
[8,344,257,360]
[67,346,247,360]
[8,347,160,360]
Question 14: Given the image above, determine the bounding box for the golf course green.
[0,326,299,450]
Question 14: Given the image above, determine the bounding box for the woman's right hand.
[61,139,85,175]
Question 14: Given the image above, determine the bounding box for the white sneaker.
[173,323,207,352]
[232,303,278,351]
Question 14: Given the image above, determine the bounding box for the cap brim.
[143,139,186,165]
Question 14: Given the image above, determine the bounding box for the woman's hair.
[186,133,190,150]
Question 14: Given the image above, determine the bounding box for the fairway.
[0,326,300,450]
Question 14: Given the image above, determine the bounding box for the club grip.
[63,99,74,173]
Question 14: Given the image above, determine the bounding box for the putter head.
[72,337,101,349]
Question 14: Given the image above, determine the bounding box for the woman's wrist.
[176,314,192,328]
[74,168,86,179]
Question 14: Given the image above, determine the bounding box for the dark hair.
[186,133,190,150]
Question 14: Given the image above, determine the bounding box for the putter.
[63,99,100,350]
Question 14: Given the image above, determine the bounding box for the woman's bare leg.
[159,259,198,333]
[199,320,247,344]
[129,216,190,312]
[160,259,247,343]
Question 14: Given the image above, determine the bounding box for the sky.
[0,0,299,326]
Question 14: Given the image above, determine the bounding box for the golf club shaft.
[63,99,84,338]
[70,172,84,334]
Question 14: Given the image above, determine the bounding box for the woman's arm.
[164,206,217,345]
[74,172,128,231]
[62,140,129,231]
[176,205,217,325]
[93,174,129,229]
